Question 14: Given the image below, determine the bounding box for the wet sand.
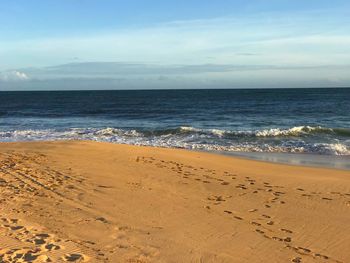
[224,151,350,171]
[0,141,350,262]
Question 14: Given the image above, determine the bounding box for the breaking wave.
[0,125,349,156]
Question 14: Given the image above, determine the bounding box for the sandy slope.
[0,141,349,263]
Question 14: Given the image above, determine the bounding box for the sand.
[0,141,349,263]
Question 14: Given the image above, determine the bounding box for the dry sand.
[0,141,349,263]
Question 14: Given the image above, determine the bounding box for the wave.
[1,125,349,139]
[162,126,350,138]
[0,126,349,156]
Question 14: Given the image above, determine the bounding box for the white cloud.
[0,71,29,81]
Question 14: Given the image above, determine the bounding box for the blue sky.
[0,0,350,89]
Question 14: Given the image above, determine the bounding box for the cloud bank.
[0,62,349,90]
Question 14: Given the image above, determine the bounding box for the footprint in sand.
[296,247,311,253]
[301,194,311,197]
[10,225,24,231]
[208,196,225,202]
[281,228,293,234]
[250,221,261,226]
[33,238,46,245]
[43,243,61,251]
[291,257,302,263]
[284,237,292,242]
[95,217,108,224]
[255,229,264,234]
[272,236,284,242]
[63,253,86,262]
[270,197,279,202]
[314,253,329,259]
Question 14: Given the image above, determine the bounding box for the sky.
[0,0,350,90]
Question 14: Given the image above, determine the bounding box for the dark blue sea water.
[0,88,349,156]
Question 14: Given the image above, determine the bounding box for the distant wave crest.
[177,125,350,138]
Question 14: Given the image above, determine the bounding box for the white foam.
[0,127,349,156]
[254,126,331,137]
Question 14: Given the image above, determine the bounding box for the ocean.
[0,88,349,159]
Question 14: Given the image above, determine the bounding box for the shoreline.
[220,151,350,171]
[1,139,350,170]
[1,140,350,262]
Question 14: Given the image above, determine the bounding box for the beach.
[0,141,349,263]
